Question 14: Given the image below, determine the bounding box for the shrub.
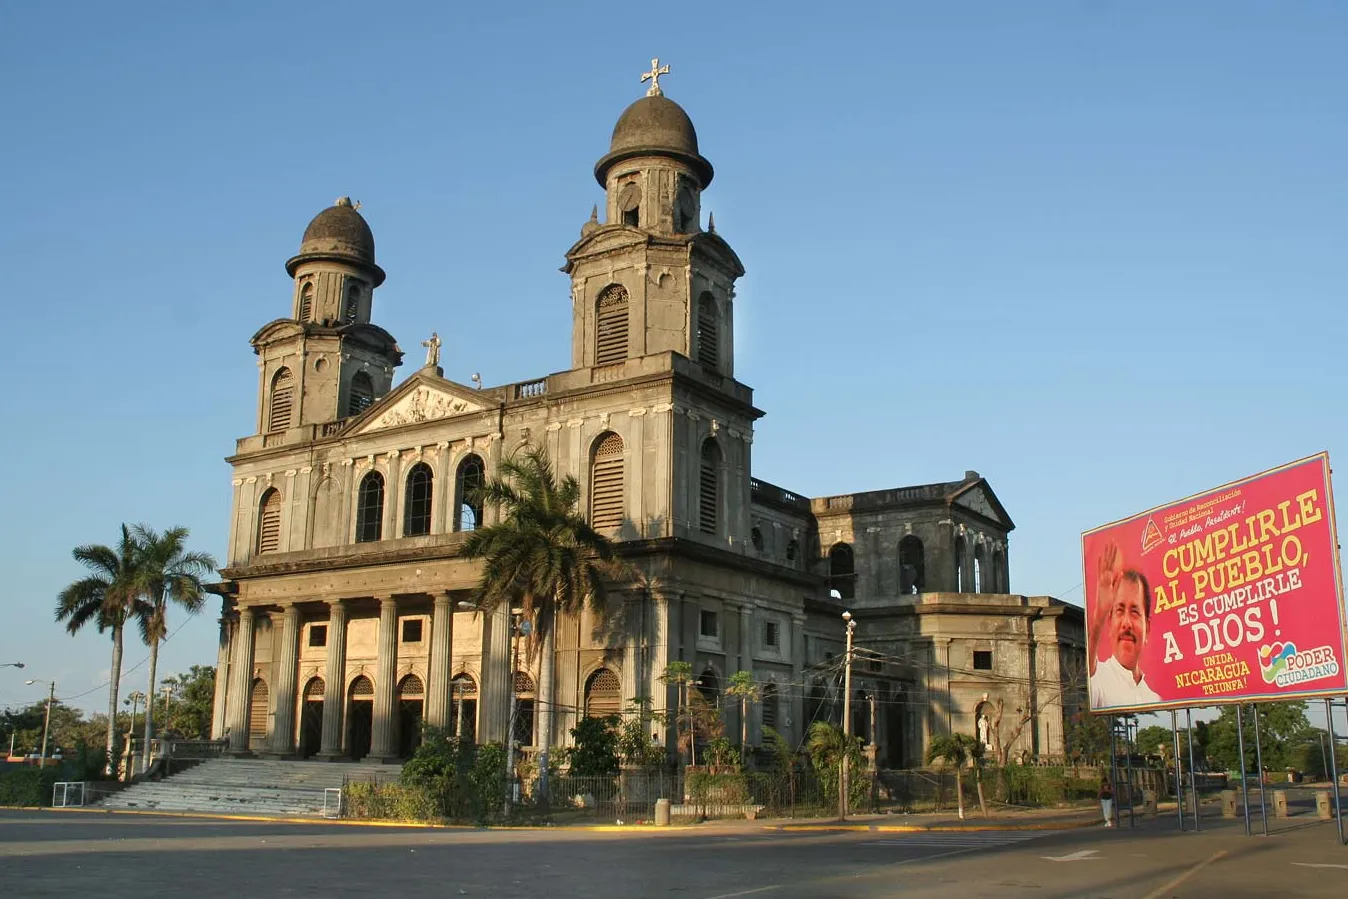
[0,767,61,807]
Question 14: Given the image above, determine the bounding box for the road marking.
[702,886,780,899]
[1293,863,1348,869]
[1042,849,1099,862]
[868,831,1055,849]
[1139,850,1228,899]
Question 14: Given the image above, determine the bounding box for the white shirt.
[1090,655,1161,710]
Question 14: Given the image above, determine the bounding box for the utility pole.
[162,685,173,735]
[38,682,55,769]
[840,610,856,820]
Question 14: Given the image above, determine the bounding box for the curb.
[764,817,1102,834]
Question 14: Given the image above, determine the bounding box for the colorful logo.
[1141,517,1164,554]
[1259,642,1340,688]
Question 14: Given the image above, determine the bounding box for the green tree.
[160,665,217,739]
[1064,711,1112,765]
[616,698,665,769]
[1204,702,1311,772]
[54,525,151,769]
[725,670,760,764]
[460,447,623,796]
[1135,725,1174,761]
[926,732,981,820]
[805,721,865,813]
[131,524,216,762]
[565,715,621,776]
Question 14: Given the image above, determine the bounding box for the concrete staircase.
[98,758,400,818]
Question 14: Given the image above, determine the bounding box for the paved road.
[2,810,1346,898]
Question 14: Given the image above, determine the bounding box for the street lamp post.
[840,610,856,820]
[504,610,529,816]
[25,680,56,769]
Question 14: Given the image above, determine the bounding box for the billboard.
[1082,453,1348,713]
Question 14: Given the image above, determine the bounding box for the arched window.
[298,283,314,323]
[303,676,324,701]
[696,292,718,368]
[584,668,621,719]
[899,535,925,595]
[786,538,799,562]
[751,526,764,552]
[344,285,360,324]
[513,671,536,747]
[698,439,720,535]
[347,372,374,417]
[697,667,720,704]
[595,284,629,366]
[451,673,478,742]
[455,454,485,532]
[268,367,295,433]
[590,432,625,529]
[829,543,856,600]
[403,463,433,537]
[356,471,385,543]
[761,683,779,731]
[256,488,283,554]
[974,544,987,593]
[248,677,269,748]
[618,183,641,228]
[955,538,966,592]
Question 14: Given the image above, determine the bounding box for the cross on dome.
[640,58,670,97]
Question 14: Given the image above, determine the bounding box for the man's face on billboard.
[1110,577,1147,672]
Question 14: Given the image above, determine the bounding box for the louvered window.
[696,293,718,368]
[399,674,425,698]
[257,488,283,554]
[298,284,314,323]
[344,286,360,324]
[303,677,325,700]
[350,675,374,698]
[248,678,269,746]
[356,472,384,543]
[268,367,294,432]
[403,463,433,536]
[699,439,719,535]
[595,285,629,366]
[348,372,374,417]
[590,433,625,529]
[761,683,778,730]
[584,668,621,719]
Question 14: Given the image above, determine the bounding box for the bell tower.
[565,61,744,378]
[249,198,402,438]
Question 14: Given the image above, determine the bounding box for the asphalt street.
[1,810,1346,898]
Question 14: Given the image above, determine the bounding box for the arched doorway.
[583,668,621,719]
[247,678,269,751]
[451,673,478,742]
[398,674,425,758]
[299,677,324,758]
[347,675,374,761]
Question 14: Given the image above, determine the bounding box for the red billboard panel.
[1082,453,1348,713]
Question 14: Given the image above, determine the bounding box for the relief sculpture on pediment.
[368,386,475,431]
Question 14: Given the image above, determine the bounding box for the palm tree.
[926,733,987,820]
[805,720,861,811]
[460,446,623,798]
[726,670,760,765]
[132,524,216,765]
[55,525,151,771]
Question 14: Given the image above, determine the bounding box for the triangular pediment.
[351,373,489,435]
[564,226,651,264]
[950,480,1015,529]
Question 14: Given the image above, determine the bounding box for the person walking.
[1099,776,1115,827]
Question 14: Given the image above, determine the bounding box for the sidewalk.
[759,804,1105,833]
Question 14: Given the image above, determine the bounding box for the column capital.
[238,605,256,621]
[327,598,346,610]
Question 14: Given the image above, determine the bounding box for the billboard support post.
[1186,708,1200,831]
[1109,716,1119,828]
[1327,697,1345,845]
[1171,710,1185,831]
[1124,716,1136,828]
[1252,705,1269,836]
[1237,704,1252,836]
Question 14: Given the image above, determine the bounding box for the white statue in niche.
[977,713,991,748]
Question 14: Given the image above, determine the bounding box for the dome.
[594,95,714,188]
[285,197,386,286]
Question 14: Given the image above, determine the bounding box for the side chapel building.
[209,69,1086,769]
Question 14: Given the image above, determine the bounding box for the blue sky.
[2,2,1346,730]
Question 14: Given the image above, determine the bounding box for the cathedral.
[208,67,1086,770]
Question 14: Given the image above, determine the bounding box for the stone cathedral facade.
[209,74,1086,769]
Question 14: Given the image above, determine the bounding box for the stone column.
[425,593,454,729]
[226,606,256,754]
[317,600,348,759]
[369,597,400,761]
[210,616,232,740]
[739,605,755,747]
[268,603,302,756]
